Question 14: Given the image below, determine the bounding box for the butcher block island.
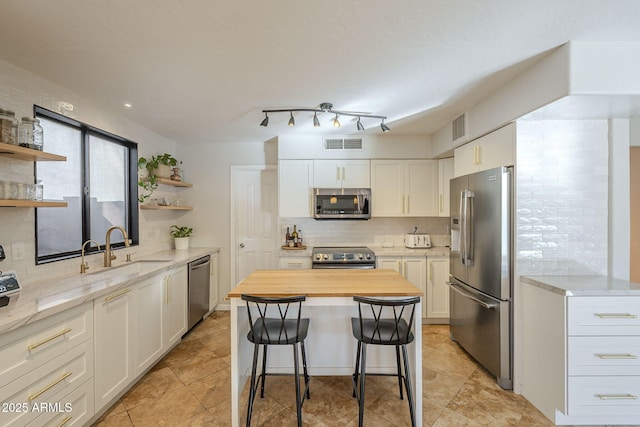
[227,269,424,426]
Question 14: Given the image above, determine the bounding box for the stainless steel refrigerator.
[449,166,513,389]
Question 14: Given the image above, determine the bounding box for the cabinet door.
[453,142,477,177]
[209,254,219,311]
[341,160,370,188]
[371,160,405,217]
[313,160,342,188]
[438,158,454,217]
[405,160,438,217]
[134,276,164,376]
[164,267,188,349]
[427,257,450,321]
[376,256,402,272]
[403,257,427,317]
[94,286,135,409]
[475,123,515,171]
[279,160,313,217]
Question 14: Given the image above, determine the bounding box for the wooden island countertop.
[226,268,423,298]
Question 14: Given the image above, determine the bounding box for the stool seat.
[247,318,310,345]
[350,317,413,346]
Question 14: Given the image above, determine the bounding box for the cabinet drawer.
[568,376,640,416]
[0,340,93,427]
[0,302,93,386]
[568,296,640,336]
[279,257,311,269]
[27,378,94,427]
[569,336,640,376]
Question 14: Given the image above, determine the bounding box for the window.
[35,106,139,263]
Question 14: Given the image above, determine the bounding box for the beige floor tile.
[432,407,485,427]
[422,366,468,407]
[165,346,230,385]
[447,378,524,426]
[187,367,232,409]
[92,411,134,427]
[126,386,206,426]
[122,366,184,410]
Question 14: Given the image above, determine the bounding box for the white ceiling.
[1,0,640,144]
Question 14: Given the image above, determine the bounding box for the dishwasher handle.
[189,256,211,270]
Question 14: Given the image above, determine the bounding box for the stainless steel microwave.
[313,188,371,220]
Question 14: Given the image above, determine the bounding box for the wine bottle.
[292,225,298,245]
[285,227,291,246]
[297,229,303,247]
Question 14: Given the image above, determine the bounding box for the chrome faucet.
[104,226,130,267]
[80,239,100,274]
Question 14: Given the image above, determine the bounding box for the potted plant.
[170,225,193,250]
[137,153,178,202]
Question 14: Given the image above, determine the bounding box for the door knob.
[239,243,245,248]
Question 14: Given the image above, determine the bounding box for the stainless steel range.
[311,246,376,269]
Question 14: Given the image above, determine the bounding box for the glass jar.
[35,180,44,201]
[18,117,44,151]
[0,109,19,145]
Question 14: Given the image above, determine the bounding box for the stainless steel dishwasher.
[187,255,210,331]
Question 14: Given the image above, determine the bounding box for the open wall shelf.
[0,142,66,162]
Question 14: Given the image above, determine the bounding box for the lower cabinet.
[377,256,427,317]
[94,266,188,413]
[426,256,450,323]
[208,253,219,311]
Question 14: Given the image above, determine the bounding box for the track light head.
[381,120,390,132]
[333,114,341,128]
[260,113,269,127]
[288,112,295,127]
[260,102,387,131]
[313,112,320,127]
[356,117,364,131]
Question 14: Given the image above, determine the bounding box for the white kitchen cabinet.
[377,256,427,316]
[163,266,188,351]
[279,159,313,217]
[134,275,164,376]
[522,283,640,425]
[426,256,450,323]
[438,158,454,217]
[279,256,311,269]
[313,159,370,188]
[94,286,135,410]
[371,160,438,217]
[208,253,219,312]
[454,122,515,177]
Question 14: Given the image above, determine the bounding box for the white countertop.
[278,246,450,257]
[0,247,220,334]
[521,275,640,296]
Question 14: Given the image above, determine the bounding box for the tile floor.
[93,311,555,426]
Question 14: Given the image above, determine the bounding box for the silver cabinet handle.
[596,353,638,359]
[595,313,637,319]
[597,394,637,400]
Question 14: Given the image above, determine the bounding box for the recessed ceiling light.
[124,103,132,108]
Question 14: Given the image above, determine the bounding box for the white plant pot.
[174,237,190,250]
[154,164,173,178]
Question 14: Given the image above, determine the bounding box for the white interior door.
[231,166,278,286]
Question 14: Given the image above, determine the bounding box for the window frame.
[34,105,139,264]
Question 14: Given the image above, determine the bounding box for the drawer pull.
[56,416,73,427]
[597,393,638,400]
[28,328,72,351]
[594,313,637,319]
[596,353,638,359]
[104,288,132,302]
[28,372,72,400]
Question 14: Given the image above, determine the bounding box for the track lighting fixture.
[259,102,390,132]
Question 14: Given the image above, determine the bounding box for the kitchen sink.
[88,259,171,277]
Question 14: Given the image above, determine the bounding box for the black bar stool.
[241,294,311,427]
[351,295,420,427]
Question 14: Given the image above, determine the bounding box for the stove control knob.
[323,254,329,260]
[366,254,372,259]
[357,253,364,260]
[315,254,322,261]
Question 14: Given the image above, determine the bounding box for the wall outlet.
[12,242,24,261]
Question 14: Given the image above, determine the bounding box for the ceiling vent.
[452,113,467,143]
[323,137,363,151]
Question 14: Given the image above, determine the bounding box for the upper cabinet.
[279,159,313,217]
[454,122,515,177]
[371,159,438,217]
[313,159,370,188]
[438,158,454,217]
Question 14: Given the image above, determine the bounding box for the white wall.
[608,119,631,280]
[175,141,278,301]
[0,58,178,283]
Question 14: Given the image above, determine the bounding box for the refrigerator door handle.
[465,190,474,265]
[459,191,465,263]
[447,282,497,309]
